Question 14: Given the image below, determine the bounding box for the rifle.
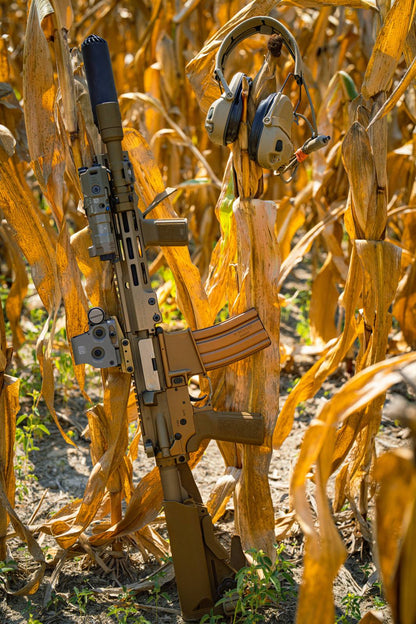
[72,34,271,621]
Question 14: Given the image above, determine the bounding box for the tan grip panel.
[186,408,264,453]
[193,308,270,370]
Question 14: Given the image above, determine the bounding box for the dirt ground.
[1,286,412,624]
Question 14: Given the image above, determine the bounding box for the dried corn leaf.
[294,424,346,624]
[368,56,416,129]
[205,159,238,316]
[212,197,281,554]
[333,392,386,513]
[317,241,400,509]
[0,124,16,160]
[394,258,416,348]
[173,0,203,23]
[273,245,362,449]
[49,370,131,548]
[0,222,29,351]
[35,0,73,37]
[342,122,380,239]
[0,374,19,560]
[374,448,416,624]
[23,1,65,224]
[277,204,346,291]
[293,0,376,6]
[36,312,77,448]
[206,466,241,523]
[122,127,211,329]
[0,477,46,595]
[156,34,178,103]
[362,0,416,99]
[120,94,221,188]
[87,402,132,501]
[35,0,78,141]
[275,198,305,262]
[0,158,60,313]
[355,240,401,367]
[186,0,281,114]
[70,227,111,310]
[88,443,208,546]
[133,0,163,63]
[0,302,7,375]
[309,253,340,345]
[87,404,107,468]
[292,352,416,623]
[56,221,89,393]
[0,39,9,83]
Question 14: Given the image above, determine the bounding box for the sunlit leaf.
[0,373,19,560]
[292,353,416,623]
[375,448,416,624]
[362,0,416,99]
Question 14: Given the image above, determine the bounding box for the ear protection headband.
[205,16,329,175]
[205,16,303,147]
[213,16,303,98]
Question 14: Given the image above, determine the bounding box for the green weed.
[52,327,76,396]
[295,290,312,344]
[215,302,229,323]
[287,378,300,394]
[336,592,362,623]
[0,559,18,582]
[107,603,151,623]
[22,600,44,624]
[15,390,50,457]
[360,563,387,610]
[9,348,43,397]
[147,567,170,623]
[200,613,225,623]
[371,580,387,609]
[280,289,312,344]
[201,543,296,624]
[69,585,96,615]
[27,615,44,624]
[107,588,152,624]
[14,389,50,499]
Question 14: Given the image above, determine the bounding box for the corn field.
[1,0,416,622]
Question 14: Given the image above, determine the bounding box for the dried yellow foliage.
[375,447,416,624]
[0,3,416,623]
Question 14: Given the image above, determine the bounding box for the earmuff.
[205,16,302,150]
[205,16,329,175]
[248,91,294,169]
[205,71,252,145]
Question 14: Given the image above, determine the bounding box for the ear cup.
[248,92,294,169]
[205,73,249,146]
[248,93,276,163]
[223,75,244,144]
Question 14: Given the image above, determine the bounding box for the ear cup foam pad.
[223,76,244,144]
[248,93,276,162]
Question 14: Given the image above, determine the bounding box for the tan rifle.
[72,35,271,621]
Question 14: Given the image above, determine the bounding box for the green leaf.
[339,71,358,100]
